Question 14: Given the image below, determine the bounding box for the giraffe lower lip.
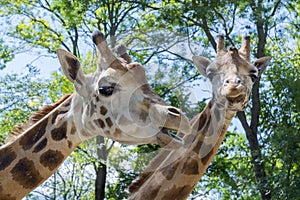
[226,94,246,102]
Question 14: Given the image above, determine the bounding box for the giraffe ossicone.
[129,35,271,200]
[0,30,191,199]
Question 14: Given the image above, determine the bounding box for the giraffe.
[0,30,191,200]
[128,35,271,200]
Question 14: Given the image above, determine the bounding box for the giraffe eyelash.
[99,83,117,97]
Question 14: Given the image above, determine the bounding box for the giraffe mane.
[9,94,72,139]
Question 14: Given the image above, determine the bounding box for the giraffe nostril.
[167,107,181,115]
[225,78,242,85]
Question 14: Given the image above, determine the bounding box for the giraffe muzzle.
[152,106,191,148]
[157,128,184,149]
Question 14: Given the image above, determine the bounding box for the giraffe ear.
[192,56,211,77]
[254,56,271,77]
[57,49,88,96]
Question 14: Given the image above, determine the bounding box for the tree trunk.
[236,2,273,199]
[95,136,108,200]
[237,110,271,200]
[95,162,107,200]
[236,26,271,200]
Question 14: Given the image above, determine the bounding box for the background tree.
[0,0,299,199]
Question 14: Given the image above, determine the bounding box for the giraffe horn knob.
[229,46,239,58]
[239,35,251,61]
[92,30,106,45]
[217,34,225,54]
[92,30,118,70]
[115,44,132,63]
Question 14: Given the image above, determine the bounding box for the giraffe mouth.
[163,128,183,142]
[226,93,246,103]
[156,127,183,147]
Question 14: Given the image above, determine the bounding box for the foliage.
[260,37,300,199]
[0,0,299,199]
[0,39,14,70]
[0,65,51,144]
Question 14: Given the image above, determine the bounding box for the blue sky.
[2,52,59,78]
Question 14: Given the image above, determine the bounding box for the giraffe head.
[56,30,191,146]
[193,35,271,111]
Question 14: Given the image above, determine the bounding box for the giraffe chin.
[156,128,184,149]
[225,93,249,111]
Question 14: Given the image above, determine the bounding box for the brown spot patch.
[118,115,131,126]
[11,158,43,189]
[214,107,221,122]
[40,150,64,171]
[51,110,59,125]
[51,110,68,125]
[70,124,76,135]
[193,140,203,154]
[68,141,73,149]
[140,181,160,199]
[94,118,105,129]
[33,138,48,153]
[161,185,194,200]
[197,111,207,131]
[0,147,17,170]
[161,161,180,180]
[201,148,214,165]
[128,171,152,194]
[51,122,67,141]
[139,110,148,122]
[181,157,199,175]
[19,120,47,150]
[114,128,122,137]
[88,102,95,117]
[105,117,113,128]
[100,106,108,115]
[139,99,151,122]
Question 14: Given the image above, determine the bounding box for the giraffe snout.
[164,106,191,135]
[224,77,242,85]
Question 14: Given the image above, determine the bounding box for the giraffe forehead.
[95,69,119,84]
[95,68,141,89]
[214,54,253,73]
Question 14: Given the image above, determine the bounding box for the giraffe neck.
[129,100,236,200]
[0,94,88,200]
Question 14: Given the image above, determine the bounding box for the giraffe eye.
[99,85,115,96]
